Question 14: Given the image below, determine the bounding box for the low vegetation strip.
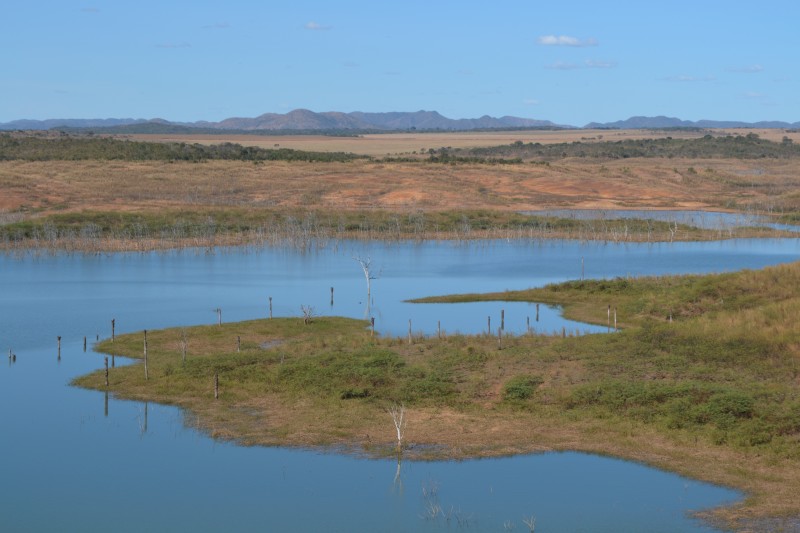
[1,207,790,252]
[0,133,366,162]
[75,262,800,528]
[462,133,800,160]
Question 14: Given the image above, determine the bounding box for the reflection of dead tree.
[522,515,536,532]
[300,305,315,325]
[387,402,406,451]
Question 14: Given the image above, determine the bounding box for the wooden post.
[581,256,585,280]
[669,312,673,324]
[104,356,109,387]
[111,318,115,342]
[214,372,219,400]
[216,308,222,326]
[269,297,273,319]
[83,336,87,352]
[561,326,566,338]
[487,316,491,335]
[96,334,99,341]
[104,391,108,418]
[143,329,148,381]
[536,303,540,322]
[112,354,115,368]
[614,307,618,332]
[437,320,441,339]
[526,315,531,334]
[501,309,505,331]
[407,319,412,344]
[607,305,611,333]
[330,286,334,307]
[370,317,375,337]
[237,335,241,353]
[57,336,61,360]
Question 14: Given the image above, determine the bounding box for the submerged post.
[143,329,148,381]
[526,316,531,334]
[371,317,375,337]
[269,297,273,319]
[487,316,491,336]
[112,354,115,368]
[216,308,222,326]
[501,309,505,331]
[561,326,566,338]
[437,320,441,340]
[83,336,87,352]
[536,303,540,322]
[330,286,334,307]
[57,336,61,360]
[111,318,115,342]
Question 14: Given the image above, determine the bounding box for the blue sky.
[1,1,797,125]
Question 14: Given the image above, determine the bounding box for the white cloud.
[728,64,764,73]
[305,21,332,31]
[537,35,598,47]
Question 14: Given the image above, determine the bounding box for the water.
[526,209,800,233]
[4,238,797,531]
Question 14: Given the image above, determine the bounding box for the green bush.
[503,375,544,401]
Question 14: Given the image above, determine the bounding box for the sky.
[1,1,798,126]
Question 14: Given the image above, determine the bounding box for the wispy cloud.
[522,98,540,105]
[728,64,764,73]
[537,35,598,47]
[305,21,332,31]
[546,59,616,70]
[661,74,716,82]
[203,22,230,30]
[155,42,191,49]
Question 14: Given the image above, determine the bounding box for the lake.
[2,238,798,531]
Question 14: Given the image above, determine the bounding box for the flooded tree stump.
[83,336,87,352]
[536,303,540,322]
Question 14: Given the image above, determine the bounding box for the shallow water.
[3,238,798,531]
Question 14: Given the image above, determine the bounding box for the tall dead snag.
[353,256,377,298]
[387,403,407,452]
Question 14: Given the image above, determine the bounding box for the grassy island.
[73,260,800,529]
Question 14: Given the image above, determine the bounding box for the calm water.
[3,238,798,532]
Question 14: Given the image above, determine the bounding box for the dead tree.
[301,305,315,325]
[353,256,378,298]
[387,403,407,452]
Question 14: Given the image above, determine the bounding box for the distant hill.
[0,110,565,133]
[585,115,800,129]
[2,112,798,133]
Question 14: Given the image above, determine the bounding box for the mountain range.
[1,110,798,132]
